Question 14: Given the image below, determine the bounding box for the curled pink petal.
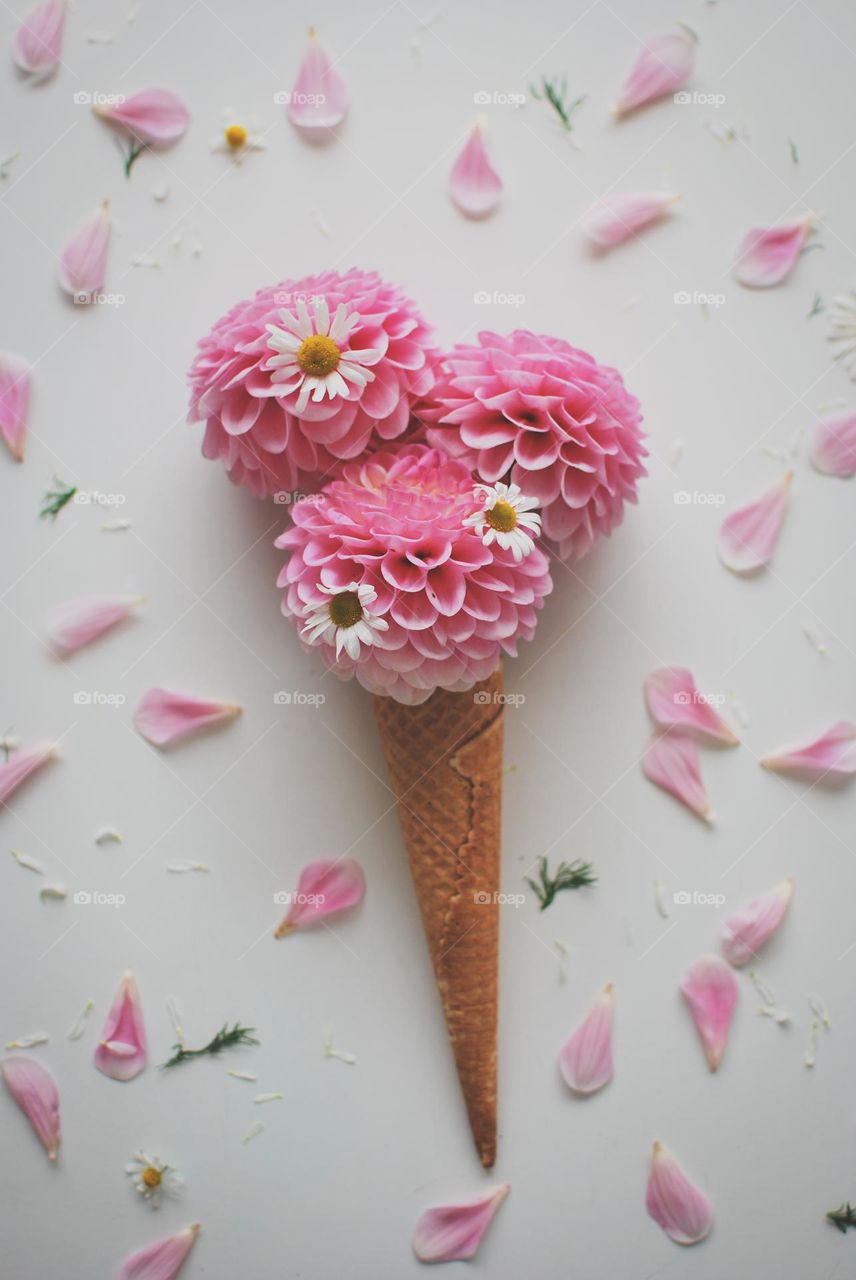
[274,856,365,937]
[47,593,143,656]
[680,954,738,1072]
[718,471,791,574]
[613,27,696,117]
[450,120,502,218]
[646,1142,713,1245]
[12,0,65,76]
[93,88,190,145]
[0,742,58,807]
[57,200,111,304]
[734,217,814,287]
[413,1184,509,1263]
[811,412,856,477]
[94,970,147,1081]
[761,720,856,781]
[288,30,348,132]
[134,687,241,747]
[0,1055,61,1160]
[0,351,31,462]
[721,877,794,968]
[642,732,712,823]
[558,983,614,1095]
[644,667,738,745]
[120,1223,201,1280]
[581,192,679,249]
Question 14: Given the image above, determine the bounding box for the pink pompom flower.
[275,444,553,705]
[187,269,439,499]
[420,330,646,559]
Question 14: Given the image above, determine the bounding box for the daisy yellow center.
[225,124,248,149]
[297,334,341,377]
[485,500,518,533]
[328,592,363,629]
[142,1166,162,1188]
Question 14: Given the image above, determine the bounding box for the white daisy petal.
[313,296,330,335]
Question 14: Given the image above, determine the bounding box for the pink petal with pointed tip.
[558,983,614,1095]
[0,742,58,807]
[761,720,856,780]
[582,192,678,249]
[614,28,695,116]
[288,33,348,131]
[12,0,65,75]
[0,1055,60,1160]
[734,218,813,287]
[274,857,365,937]
[134,687,241,747]
[93,88,190,145]
[120,1223,201,1280]
[721,877,794,968]
[47,593,142,655]
[644,667,738,745]
[680,954,738,1071]
[94,971,147,1081]
[0,351,31,461]
[646,1143,713,1245]
[450,123,502,218]
[57,201,111,303]
[413,1184,510,1263]
[718,472,791,573]
[811,412,856,477]
[641,732,712,823]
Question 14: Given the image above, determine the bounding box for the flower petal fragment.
[721,877,794,968]
[12,0,65,76]
[94,971,147,1081]
[680,954,738,1071]
[413,1184,510,1263]
[47,593,142,655]
[558,983,614,1095]
[134,687,241,747]
[0,743,58,807]
[644,666,738,745]
[274,857,365,937]
[57,201,111,303]
[811,412,856,477]
[646,1143,713,1245]
[613,27,696,117]
[761,720,856,780]
[734,217,814,287]
[641,732,712,823]
[0,1055,60,1160]
[718,472,791,574]
[119,1223,201,1280]
[450,121,502,218]
[582,192,678,249]
[288,31,348,131]
[0,351,31,462]
[93,88,190,145]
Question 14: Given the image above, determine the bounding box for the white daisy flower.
[125,1151,183,1208]
[827,290,856,379]
[302,581,389,661]
[464,481,542,562]
[210,111,267,163]
[265,296,382,413]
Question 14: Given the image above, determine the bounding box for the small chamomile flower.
[210,111,267,163]
[464,482,542,561]
[827,289,856,379]
[125,1151,184,1208]
[265,296,382,413]
[302,581,388,660]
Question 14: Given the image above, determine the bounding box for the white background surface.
[2,1,855,1276]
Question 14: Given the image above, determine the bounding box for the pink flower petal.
[119,1223,201,1280]
[646,1142,713,1245]
[412,1184,510,1263]
[680,954,738,1072]
[274,856,365,937]
[288,30,348,132]
[718,471,791,574]
[47,593,143,656]
[644,667,738,745]
[93,88,190,145]
[581,192,679,249]
[0,351,31,462]
[12,0,65,76]
[613,27,696,117]
[57,200,111,304]
[0,742,58,807]
[558,983,614,1095]
[134,687,241,748]
[642,732,713,823]
[94,970,147,1081]
[721,877,794,968]
[761,720,856,781]
[450,121,502,218]
[811,412,856,477]
[734,217,814,287]
[0,1055,60,1160]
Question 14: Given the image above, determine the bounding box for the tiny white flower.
[301,581,389,661]
[125,1151,183,1208]
[210,111,267,163]
[827,290,856,379]
[264,296,382,413]
[464,481,542,561]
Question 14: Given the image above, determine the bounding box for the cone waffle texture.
[373,668,504,1168]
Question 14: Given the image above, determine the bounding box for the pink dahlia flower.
[420,330,646,559]
[276,445,553,704]
[187,269,439,498]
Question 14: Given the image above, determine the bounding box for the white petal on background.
[721,878,794,967]
[761,721,856,781]
[449,120,502,217]
[641,732,713,823]
[39,882,67,901]
[718,472,792,574]
[644,667,738,745]
[412,1184,510,1263]
[558,984,614,1095]
[581,192,678,249]
[646,1142,713,1245]
[12,0,65,76]
[811,411,856,477]
[680,954,738,1071]
[57,201,111,303]
[47,594,143,655]
[0,351,31,462]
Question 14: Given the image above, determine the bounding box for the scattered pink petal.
[93,88,190,145]
[274,857,365,938]
[718,471,791,574]
[0,743,58,808]
[449,120,502,218]
[721,877,794,968]
[811,412,856,477]
[761,720,856,781]
[0,1055,60,1160]
[734,217,814,287]
[94,970,147,1081]
[558,983,614,1095]
[412,1184,510,1263]
[287,30,348,132]
[613,27,696,117]
[134,687,241,748]
[680,954,738,1072]
[119,1223,201,1280]
[12,0,65,77]
[57,200,111,303]
[642,732,713,823]
[644,667,738,745]
[0,351,31,462]
[581,192,679,249]
[646,1142,713,1245]
[47,593,143,656]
